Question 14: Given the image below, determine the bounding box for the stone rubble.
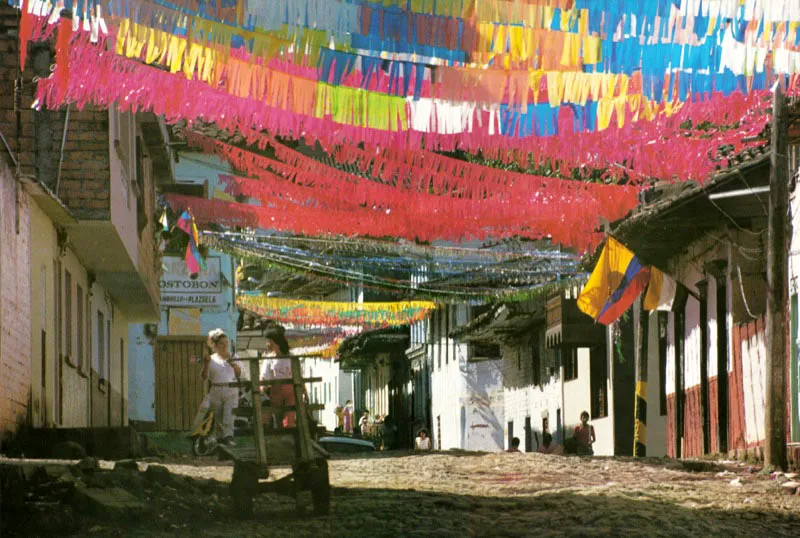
[0,452,798,537]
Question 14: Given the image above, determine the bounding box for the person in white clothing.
[358,411,370,437]
[190,329,240,446]
[414,429,432,451]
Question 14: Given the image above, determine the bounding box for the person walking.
[190,329,240,447]
[343,400,353,433]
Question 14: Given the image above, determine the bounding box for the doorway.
[524,416,532,452]
[154,336,208,430]
[717,280,730,452]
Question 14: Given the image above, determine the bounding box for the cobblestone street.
[5,451,799,537]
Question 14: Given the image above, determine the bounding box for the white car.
[317,436,375,454]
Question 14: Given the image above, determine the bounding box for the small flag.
[159,208,169,232]
[185,241,200,275]
[189,237,207,272]
[577,237,651,325]
[643,267,689,312]
[191,220,200,247]
[176,210,193,235]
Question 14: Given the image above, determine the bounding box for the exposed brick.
[0,4,112,217]
[0,157,32,439]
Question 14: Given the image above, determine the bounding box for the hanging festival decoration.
[32,30,775,184]
[237,295,437,328]
[53,11,72,103]
[172,209,206,276]
[176,131,639,251]
[207,228,580,277]
[203,231,584,304]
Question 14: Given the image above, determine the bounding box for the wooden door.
[155,336,208,431]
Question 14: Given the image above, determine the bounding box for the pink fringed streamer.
[18,0,33,71]
[185,132,640,250]
[217,170,619,250]
[166,190,610,251]
[54,15,72,103]
[186,131,639,219]
[38,36,770,185]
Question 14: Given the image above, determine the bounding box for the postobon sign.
[159,256,223,308]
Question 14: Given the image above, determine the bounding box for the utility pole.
[765,85,789,471]
[634,297,648,457]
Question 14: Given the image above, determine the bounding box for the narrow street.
[4,3,800,537]
[4,452,800,537]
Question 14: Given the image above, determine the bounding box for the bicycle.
[190,408,218,457]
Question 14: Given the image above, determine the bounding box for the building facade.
[127,151,237,429]
[0,3,170,442]
[612,154,799,463]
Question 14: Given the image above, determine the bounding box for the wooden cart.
[219,351,331,517]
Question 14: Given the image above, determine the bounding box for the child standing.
[574,410,596,456]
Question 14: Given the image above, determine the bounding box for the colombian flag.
[577,237,650,325]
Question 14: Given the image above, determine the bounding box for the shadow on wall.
[461,359,504,450]
[0,392,33,456]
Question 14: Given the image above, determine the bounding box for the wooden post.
[674,308,685,459]
[765,85,789,471]
[291,356,315,463]
[634,298,649,457]
[251,354,267,467]
[697,280,710,455]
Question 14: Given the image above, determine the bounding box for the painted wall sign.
[160,256,223,307]
[168,308,202,335]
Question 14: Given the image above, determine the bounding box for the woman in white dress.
[190,329,240,446]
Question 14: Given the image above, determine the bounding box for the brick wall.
[0,155,32,442]
[0,3,111,219]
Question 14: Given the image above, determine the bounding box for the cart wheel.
[310,460,330,515]
[192,434,217,457]
[230,462,256,518]
[294,488,311,516]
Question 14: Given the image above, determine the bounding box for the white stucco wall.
[302,356,341,432]
[645,312,668,457]
[741,326,767,445]
[502,335,565,452]
[430,341,465,450]
[461,358,504,451]
[108,108,140,268]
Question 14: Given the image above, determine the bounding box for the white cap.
[208,328,227,343]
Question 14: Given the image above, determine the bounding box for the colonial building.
[611,151,799,463]
[127,150,238,431]
[0,2,172,446]
[338,326,413,448]
[453,292,666,457]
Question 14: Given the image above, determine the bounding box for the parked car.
[318,436,375,454]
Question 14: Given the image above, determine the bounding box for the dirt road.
[4,451,800,537]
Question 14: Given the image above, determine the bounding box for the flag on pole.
[189,236,207,272]
[185,240,200,275]
[176,210,193,234]
[577,237,651,325]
